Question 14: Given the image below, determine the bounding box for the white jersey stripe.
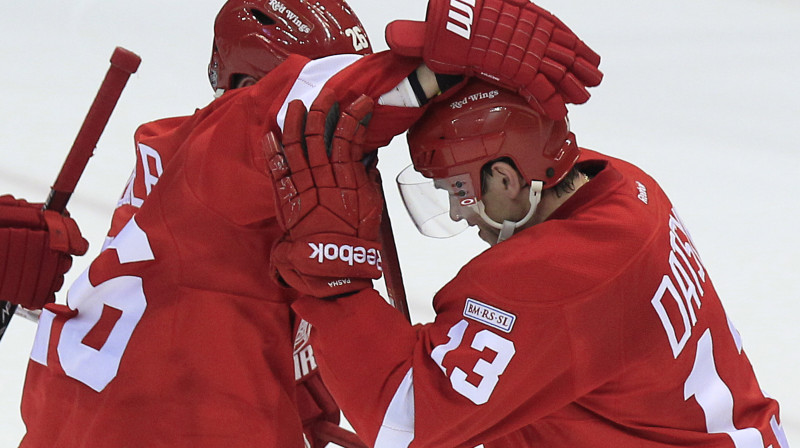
[276,54,363,132]
[374,367,415,448]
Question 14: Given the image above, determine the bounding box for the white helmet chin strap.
[473,181,544,244]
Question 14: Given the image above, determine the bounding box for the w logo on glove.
[387,0,603,120]
[445,0,476,39]
[265,90,383,298]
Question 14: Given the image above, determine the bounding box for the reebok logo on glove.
[308,242,383,272]
[447,0,475,39]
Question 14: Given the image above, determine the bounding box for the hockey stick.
[45,47,142,211]
[0,47,141,342]
[375,172,411,323]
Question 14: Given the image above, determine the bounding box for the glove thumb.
[385,19,427,57]
[43,210,89,256]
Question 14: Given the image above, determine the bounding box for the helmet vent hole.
[249,9,276,26]
[546,167,555,178]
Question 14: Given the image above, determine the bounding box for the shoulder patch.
[463,298,516,333]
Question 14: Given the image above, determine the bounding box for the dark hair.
[550,166,582,198]
[481,158,582,197]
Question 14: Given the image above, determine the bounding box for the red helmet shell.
[209,0,372,92]
[407,79,580,198]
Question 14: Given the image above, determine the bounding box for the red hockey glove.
[266,90,383,298]
[0,195,89,309]
[386,0,602,120]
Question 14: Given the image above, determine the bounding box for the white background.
[1,0,798,445]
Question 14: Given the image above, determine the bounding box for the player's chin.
[477,227,498,246]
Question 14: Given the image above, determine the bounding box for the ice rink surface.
[1,0,798,445]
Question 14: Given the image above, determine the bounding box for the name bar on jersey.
[463,298,516,333]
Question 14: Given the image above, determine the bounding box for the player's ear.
[234,75,258,89]
[489,161,525,199]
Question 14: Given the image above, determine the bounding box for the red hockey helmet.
[407,79,580,202]
[208,0,372,93]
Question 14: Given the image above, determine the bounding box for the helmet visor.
[396,165,473,238]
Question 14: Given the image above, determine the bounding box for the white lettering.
[307,242,382,271]
[344,26,369,51]
[117,171,143,208]
[308,242,323,262]
[324,243,339,261]
[117,144,164,209]
[268,0,310,34]
[353,246,366,264]
[293,345,317,380]
[669,214,706,286]
[636,181,649,204]
[139,143,163,195]
[450,90,499,109]
[327,278,352,288]
[446,0,476,39]
[651,275,691,358]
[269,0,286,14]
[463,298,516,333]
[293,319,311,352]
[651,209,708,358]
[339,245,354,265]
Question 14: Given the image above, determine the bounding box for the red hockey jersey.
[20,52,422,447]
[293,150,789,447]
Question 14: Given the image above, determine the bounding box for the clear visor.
[396,165,478,238]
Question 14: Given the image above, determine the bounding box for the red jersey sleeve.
[105,51,421,245]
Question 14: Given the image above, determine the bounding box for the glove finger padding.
[0,196,88,309]
[0,195,47,229]
[385,0,603,120]
[266,90,382,298]
[0,195,89,256]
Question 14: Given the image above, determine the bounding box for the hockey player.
[268,78,791,447]
[18,1,374,446]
